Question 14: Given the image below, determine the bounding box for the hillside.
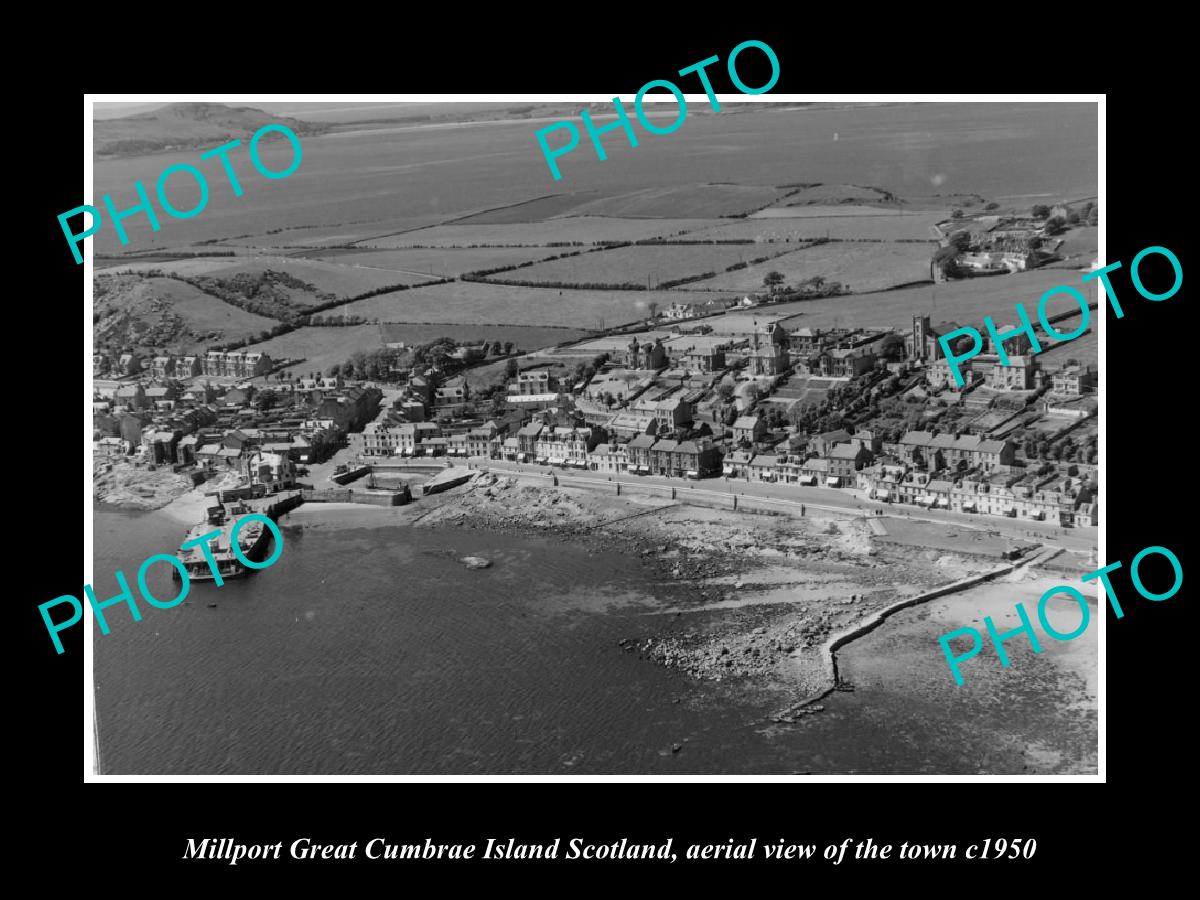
[93,272,280,356]
[94,102,331,158]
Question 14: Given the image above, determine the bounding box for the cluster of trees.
[210,321,296,352]
[659,271,717,289]
[1020,432,1097,464]
[1033,202,1095,229]
[329,335,493,381]
[303,314,369,326]
[340,279,450,304]
[460,250,587,282]
[475,276,647,291]
[634,238,755,246]
[188,270,321,322]
[567,353,610,387]
[1043,216,1068,236]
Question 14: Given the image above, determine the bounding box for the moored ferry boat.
[175,501,269,582]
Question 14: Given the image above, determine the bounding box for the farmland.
[301,247,569,277]
[1044,226,1099,269]
[92,102,1098,375]
[686,210,946,242]
[769,268,1094,331]
[482,243,793,289]
[331,280,737,329]
[356,217,714,248]
[774,183,898,206]
[689,241,935,294]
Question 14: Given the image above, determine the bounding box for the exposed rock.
[460,556,492,569]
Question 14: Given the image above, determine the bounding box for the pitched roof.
[829,443,864,459]
[900,430,936,446]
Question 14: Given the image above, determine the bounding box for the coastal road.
[470,457,1097,555]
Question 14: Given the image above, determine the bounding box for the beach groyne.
[771,547,1065,722]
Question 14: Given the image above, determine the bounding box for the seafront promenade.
[470,458,1097,555]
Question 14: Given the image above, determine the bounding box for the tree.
[504,341,515,355]
[984,202,1000,210]
[950,209,963,219]
[763,271,785,289]
[1043,216,1067,236]
[717,382,735,402]
[254,389,278,411]
[878,333,905,362]
[951,335,976,357]
[1032,204,1051,219]
[647,301,659,319]
[505,358,519,379]
[602,391,614,409]
[948,231,972,251]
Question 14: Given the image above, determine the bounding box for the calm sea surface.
[93,506,1093,774]
[92,102,1098,253]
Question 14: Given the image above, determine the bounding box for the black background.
[22,24,1189,885]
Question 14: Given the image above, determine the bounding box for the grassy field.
[377,322,592,349]
[777,184,896,205]
[687,211,945,242]
[565,184,790,218]
[356,217,714,248]
[768,268,1093,332]
[332,280,737,328]
[488,244,788,288]
[690,241,935,294]
[238,325,383,376]
[242,324,595,380]
[752,204,942,219]
[100,255,432,301]
[302,247,568,277]
[1037,319,1098,368]
[94,274,280,354]
[214,216,449,248]
[1044,226,1099,269]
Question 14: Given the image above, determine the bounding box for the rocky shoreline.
[93,458,195,510]
[413,471,996,716]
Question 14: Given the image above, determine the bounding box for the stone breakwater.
[416,470,1066,725]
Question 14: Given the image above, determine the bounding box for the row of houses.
[94,350,275,379]
[854,464,1096,526]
